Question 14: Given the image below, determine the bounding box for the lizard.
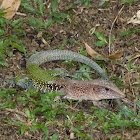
[12,50,125,101]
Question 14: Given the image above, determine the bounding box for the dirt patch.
[0,0,139,139]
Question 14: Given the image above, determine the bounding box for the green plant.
[121,0,135,4]
[0,87,17,108]
[21,0,45,16]
[22,0,70,30]
[93,31,114,47]
[125,55,140,71]
[58,39,79,50]
[119,28,140,36]
[98,0,111,7]
[74,0,92,6]
[91,106,140,134]
[1,87,67,137]
[0,10,26,66]
[64,111,93,139]
[46,0,70,27]
[67,0,92,10]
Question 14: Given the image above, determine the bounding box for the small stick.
[3,108,27,118]
[108,5,124,54]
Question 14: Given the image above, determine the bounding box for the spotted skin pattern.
[32,78,64,93]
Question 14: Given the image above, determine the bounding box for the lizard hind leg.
[15,75,32,88]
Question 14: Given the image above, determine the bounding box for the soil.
[0,0,139,140]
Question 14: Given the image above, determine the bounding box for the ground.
[0,0,140,140]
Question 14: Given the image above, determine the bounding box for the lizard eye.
[105,88,109,91]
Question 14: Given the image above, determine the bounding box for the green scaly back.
[14,65,67,92]
[27,64,60,92]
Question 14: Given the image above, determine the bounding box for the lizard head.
[59,79,125,101]
[15,75,32,88]
[89,79,125,100]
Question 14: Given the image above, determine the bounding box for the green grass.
[0,86,139,139]
[0,11,26,66]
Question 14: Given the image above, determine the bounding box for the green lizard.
[3,50,125,100]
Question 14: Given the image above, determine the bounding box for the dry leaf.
[0,0,21,19]
[127,10,140,24]
[137,10,140,19]
[128,54,140,62]
[0,0,3,5]
[106,51,123,60]
[84,42,102,59]
[70,132,75,139]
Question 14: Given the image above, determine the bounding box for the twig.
[16,12,26,16]
[122,98,140,110]
[108,5,124,54]
[122,99,133,107]
[66,115,73,126]
[3,108,27,118]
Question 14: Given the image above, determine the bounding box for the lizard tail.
[26,50,108,80]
